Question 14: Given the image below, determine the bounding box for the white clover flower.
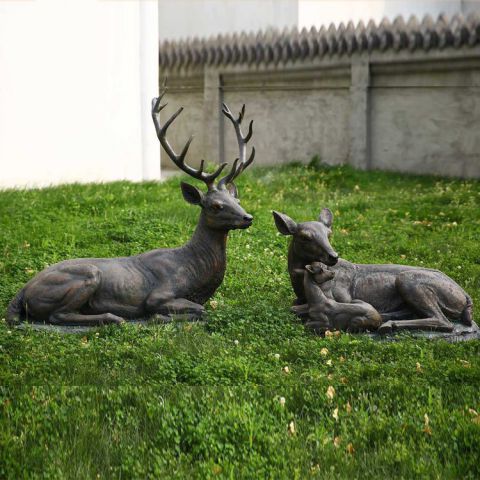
[288,420,295,435]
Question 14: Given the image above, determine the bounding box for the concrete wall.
[222,70,351,168]
[370,57,480,177]
[160,46,480,178]
[0,0,159,189]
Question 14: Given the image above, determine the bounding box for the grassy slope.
[0,165,479,479]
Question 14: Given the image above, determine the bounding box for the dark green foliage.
[1,165,479,479]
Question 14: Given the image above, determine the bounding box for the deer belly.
[352,273,406,313]
[86,263,150,316]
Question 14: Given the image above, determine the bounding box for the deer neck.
[304,274,330,306]
[287,241,309,302]
[184,211,228,264]
[288,240,317,269]
[287,241,304,270]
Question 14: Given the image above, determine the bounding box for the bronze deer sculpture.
[273,209,473,333]
[7,90,255,326]
[293,262,382,333]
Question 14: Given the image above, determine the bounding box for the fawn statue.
[293,262,382,333]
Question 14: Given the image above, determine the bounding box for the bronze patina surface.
[7,90,255,326]
[273,209,474,335]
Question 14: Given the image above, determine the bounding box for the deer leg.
[49,267,124,326]
[305,309,331,334]
[50,312,124,326]
[146,291,205,320]
[158,298,205,320]
[380,308,415,321]
[24,263,124,326]
[378,317,454,334]
[291,303,309,320]
[349,315,381,333]
[305,320,331,335]
[378,280,453,334]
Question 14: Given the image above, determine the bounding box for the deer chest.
[182,255,226,305]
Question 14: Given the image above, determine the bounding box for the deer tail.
[461,294,473,326]
[6,288,25,325]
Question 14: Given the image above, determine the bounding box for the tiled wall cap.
[159,13,480,69]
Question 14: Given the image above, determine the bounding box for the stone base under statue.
[14,316,480,342]
[304,320,480,343]
[13,314,193,334]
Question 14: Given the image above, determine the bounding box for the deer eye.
[299,231,312,241]
[211,202,223,211]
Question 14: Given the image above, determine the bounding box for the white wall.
[158,0,298,41]
[0,0,159,189]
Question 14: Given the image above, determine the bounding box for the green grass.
[1,164,479,479]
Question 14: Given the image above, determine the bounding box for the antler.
[218,103,255,189]
[151,87,228,190]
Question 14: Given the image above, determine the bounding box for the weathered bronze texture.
[273,209,473,333]
[292,262,382,333]
[7,90,255,326]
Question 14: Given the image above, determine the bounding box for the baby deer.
[299,262,382,333]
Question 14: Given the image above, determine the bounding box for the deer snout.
[326,253,339,265]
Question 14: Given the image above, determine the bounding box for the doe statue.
[7,90,255,326]
[273,209,473,334]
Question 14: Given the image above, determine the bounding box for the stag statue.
[273,209,473,334]
[7,90,255,326]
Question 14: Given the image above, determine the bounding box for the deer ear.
[318,208,333,228]
[181,182,204,205]
[225,182,238,198]
[272,211,298,235]
[311,262,324,272]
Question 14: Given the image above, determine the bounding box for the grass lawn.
[1,164,479,479]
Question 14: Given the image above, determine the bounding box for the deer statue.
[292,262,382,333]
[273,209,473,334]
[6,90,255,326]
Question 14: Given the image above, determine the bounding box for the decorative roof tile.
[159,13,480,70]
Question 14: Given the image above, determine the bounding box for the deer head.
[305,262,335,284]
[272,209,339,266]
[151,88,255,231]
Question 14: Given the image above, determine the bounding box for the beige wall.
[160,79,204,169]
[370,57,480,177]
[222,78,350,167]
[161,47,480,178]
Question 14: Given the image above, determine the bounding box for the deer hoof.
[377,321,395,335]
[104,313,125,325]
